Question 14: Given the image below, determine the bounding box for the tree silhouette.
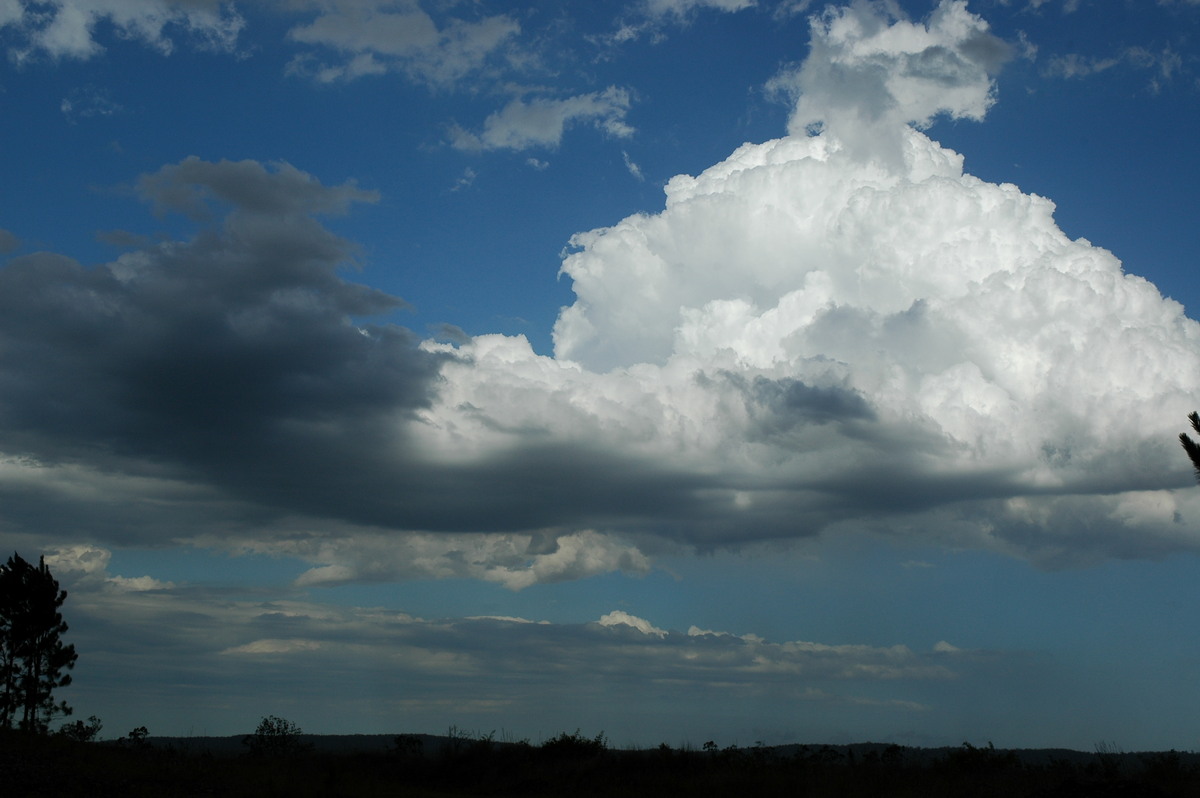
[0,553,77,732]
[243,715,312,758]
[1180,412,1200,484]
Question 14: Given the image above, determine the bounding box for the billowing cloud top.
[768,0,1009,164]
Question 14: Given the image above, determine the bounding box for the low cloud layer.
[48,543,974,741]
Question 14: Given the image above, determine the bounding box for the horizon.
[3,0,1200,751]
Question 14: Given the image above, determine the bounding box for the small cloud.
[526,157,549,171]
[450,87,634,152]
[643,0,756,18]
[107,574,176,592]
[603,0,755,45]
[222,639,323,656]
[285,4,519,89]
[465,615,549,624]
[622,150,644,181]
[430,323,471,344]
[772,0,814,20]
[1044,45,1185,90]
[450,167,477,192]
[598,610,667,637]
[61,86,122,124]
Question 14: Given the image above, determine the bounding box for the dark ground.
[2,728,1197,797]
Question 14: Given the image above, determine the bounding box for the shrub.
[242,715,312,758]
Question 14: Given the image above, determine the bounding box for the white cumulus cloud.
[413,1,1200,567]
[767,0,1009,166]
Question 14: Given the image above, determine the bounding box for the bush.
[242,715,312,759]
[57,715,102,743]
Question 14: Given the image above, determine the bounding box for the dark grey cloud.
[0,159,447,539]
[0,158,721,553]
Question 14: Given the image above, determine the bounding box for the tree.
[0,553,78,732]
[1180,411,1200,483]
[243,715,312,758]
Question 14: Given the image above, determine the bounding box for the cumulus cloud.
[285,0,519,87]
[0,0,243,63]
[599,610,668,637]
[449,87,634,152]
[0,228,18,253]
[767,0,1009,166]
[531,119,1200,563]
[5,0,1200,584]
[45,544,174,592]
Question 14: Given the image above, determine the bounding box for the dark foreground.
[2,729,1198,797]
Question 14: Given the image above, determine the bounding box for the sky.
[2,0,1200,751]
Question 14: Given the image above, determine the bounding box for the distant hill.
[138,733,1200,769]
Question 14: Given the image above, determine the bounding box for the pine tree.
[0,553,77,732]
[1180,412,1200,484]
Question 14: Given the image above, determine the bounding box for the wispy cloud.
[449,87,634,152]
[50,543,969,737]
[284,0,520,88]
[0,0,244,63]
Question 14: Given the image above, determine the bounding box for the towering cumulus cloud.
[431,0,1200,567]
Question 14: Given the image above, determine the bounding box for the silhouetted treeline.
[2,725,1197,797]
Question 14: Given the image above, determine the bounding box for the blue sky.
[3,0,1200,751]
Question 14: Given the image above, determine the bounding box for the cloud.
[54,547,966,737]
[1045,46,1185,91]
[288,529,651,591]
[599,610,667,637]
[5,1,1200,584]
[642,0,756,17]
[44,544,175,592]
[450,87,634,152]
[0,158,449,545]
[285,0,519,87]
[623,150,644,180]
[766,0,1009,166]
[536,120,1200,564]
[607,0,756,44]
[0,228,18,253]
[0,0,243,63]
[60,85,122,123]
